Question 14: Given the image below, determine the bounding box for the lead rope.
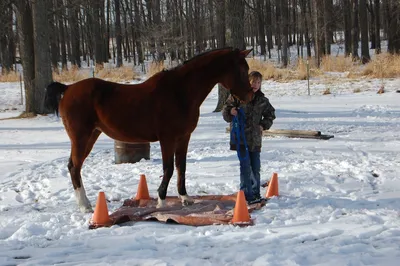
[231,108,249,162]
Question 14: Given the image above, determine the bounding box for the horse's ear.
[240,49,253,58]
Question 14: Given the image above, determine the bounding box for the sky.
[1,69,400,265]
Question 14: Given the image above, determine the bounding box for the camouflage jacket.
[222,90,276,152]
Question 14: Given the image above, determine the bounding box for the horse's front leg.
[157,141,175,208]
[175,135,194,206]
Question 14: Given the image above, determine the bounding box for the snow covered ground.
[0,75,400,265]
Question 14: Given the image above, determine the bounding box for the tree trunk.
[265,0,273,58]
[313,0,324,67]
[57,0,67,70]
[374,0,381,53]
[115,0,123,67]
[227,0,245,49]
[68,0,81,67]
[208,0,216,49]
[145,0,156,60]
[368,0,376,49]
[186,0,194,58]
[324,0,333,55]
[385,0,400,54]
[213,0,230,113]
[351,0,359,60]
[32,0,53,114]
[133,0,144,64]
[275,0,281,53]
[281,0,289,67]
[99,1,107,63]
[343,0,351,56]
[194,0,202,54]
[0,2,14,73]
[48,0,59,73]
[93,0,104,65]
[256,0,266,55]
[106,0,111,60]
[154,0,165,61]
[14,0,35,113]
[300,0,311,58]
[359,0,370,63]
[121,1,130,62]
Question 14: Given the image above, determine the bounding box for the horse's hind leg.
[175,135,194,206]
[68,129,101,213]
[157,141,175,208]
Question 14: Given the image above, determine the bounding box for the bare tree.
[115,0,123,67]
[227,0,245,49]
[14,0,52,114]
[213,0,229,113]
[14,0,35,112]
[281,0,289,67]
[48,0,59,72]
[0,0,15,73]
[32,0,53,113]
[359,0,370,63]
[255,0,266,55]
[57,0,68,70]
[343,0,352,56]
[324,0,333,55]
[385,0,400,54]
[265,0,274,58]
[300,0,311,58]
[351,0,359,60]
[374,0,381,54]
[68,0,81,67]
[313,0,324,67]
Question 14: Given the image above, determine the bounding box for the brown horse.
[45,47,253,213]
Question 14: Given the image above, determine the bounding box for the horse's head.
[219,48,254,104]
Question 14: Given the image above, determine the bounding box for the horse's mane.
[167,47,234,72]
[147,47,235,86]
[182,47,234,65]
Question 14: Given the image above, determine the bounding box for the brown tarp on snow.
[89,194,266,229]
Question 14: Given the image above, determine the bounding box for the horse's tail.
[45,81,68,116]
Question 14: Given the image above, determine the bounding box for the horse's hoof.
[179,195,194,206]
[156,198,165,209]
[80,205,93,213]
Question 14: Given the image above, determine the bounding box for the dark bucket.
[114,141,150,164]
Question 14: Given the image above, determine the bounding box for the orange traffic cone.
[135,174,151,200]
[265,172,279,198]
[90,191,111,227]
[231,190,251,224]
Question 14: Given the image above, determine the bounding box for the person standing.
[222,71,276,204]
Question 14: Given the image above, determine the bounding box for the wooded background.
[0,0,399,114]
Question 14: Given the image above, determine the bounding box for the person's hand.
[230,107,238,116]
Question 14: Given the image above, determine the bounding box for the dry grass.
[295,59,308,80]
[247,58,282,80]
[53,66,89,83]
[53,64,140,83]
[0,71,20,82]
[0,111,37,121]
[96,65,139,82]
[147,61,166,77]
[247,53,400,82]
[3,53,399,85]
[321,55,356,72]
[247,58,322,81]
[294,59,324,80]
[361,54,400,79]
